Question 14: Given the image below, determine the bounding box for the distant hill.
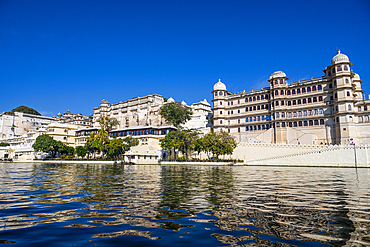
[11,105,41,116]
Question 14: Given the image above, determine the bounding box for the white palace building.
[212,50,370,145]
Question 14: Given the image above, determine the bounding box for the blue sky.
[1,0,369,116]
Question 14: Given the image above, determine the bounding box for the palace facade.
[212,50,370,145]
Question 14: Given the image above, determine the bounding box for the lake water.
[0,163,369,247]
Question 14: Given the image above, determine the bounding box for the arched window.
[246,107,248,112]
[337,66,342,72]
[293,112,297,117]
[313,97,317,103]
[245,118,248,122]
[256,95,259,100]
[298,99,301,104]
[292,89,296,95]
[246,126,249,131]
[318,85,322,90]
[334,80,337,86]
[320,119,324,125]
[314,109,318,115]
[282,122,286,127]
[231,110,233,114]
[265,94,269,100]
[294,122,298,127]
[309,120,313,126]
[307,87,311,92]
[280,90,284,95]
[299,121,302,126]
[238,127,240,132]
[289,122,292,127]
[250,126,253,131]
[238,100,240,104]
[220,110,222,115]
[276,112,280,118]
[219,92,223,96]
[288,101,291,106]
[297,88,301,94]
[238,109,240,113]
[302,88,306,93]
[250,106,252,111]
[257,116,261,121]
[332,67,335,74]
[319,96,323,101]
[249,97,252,102]
[335,93,337,99]
[287,90,291,95]
[282,112,286,118]
[215,92,218,96]
[293,100,296,105]
[274,79,278,85]
[348,104,352,111]
[298,111,302,117]
[253,96,256,101]
[308,98,312,103]
[261,105,265,109]
[288,112,292,118]
[304,121,308,126]
[281,100,285,105]
[257,105,260,110]
[220,102,222,105]
[303,98,307,104]
[253,106,256,111]
[308,110,312,116]
[319,108,323,114]
[328,71,331,76]
[250,117,253,122]
[347,91,350,96]
[245,98,248,102]
[312,86,316,91]
[345,78,349,84]
[344,65,348,71]
[261,95,264,100]
[280,79,284,84]
[254,117,256,121]
[276,101,279,106]
[275,90,278,95]
[254,126,257,130]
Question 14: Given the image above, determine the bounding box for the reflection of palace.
[212,50,370,145]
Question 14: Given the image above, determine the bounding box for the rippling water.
[0,163,369,246]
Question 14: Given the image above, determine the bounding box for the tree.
[32,134,73,158]
[195,131,237,159]
[11,105,41,115]
[75,146,88,158]
[0,143,10,147]
[85,133,100,158]
[104,136,139,160]
[159,102,193,128]
[160,129,199,160]
[97,116,118,130]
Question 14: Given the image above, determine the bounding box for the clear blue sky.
[1,0,369,116]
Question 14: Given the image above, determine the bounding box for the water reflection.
[0,163,369,246]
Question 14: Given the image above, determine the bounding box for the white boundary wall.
[232,143,370,167]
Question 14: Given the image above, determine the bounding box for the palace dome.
[331,49,350,65]
[213,78,226,91]
[353,73,361,81]
[270,71,287,80]
[167,97,175,103]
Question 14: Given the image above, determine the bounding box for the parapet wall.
[232,143,370,167]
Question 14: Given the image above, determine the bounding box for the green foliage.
[75,146,88,157]
[32,134,73,158]
[97,116,118,130]
[104,136,139,159]
[11,105,41,115]
[160,129,199,160]
[0,143,10,147]
[159,102,193,128]
[195,131,237,159]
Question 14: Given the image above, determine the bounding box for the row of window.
[327,65,349,76]
[358,115,370,123]
[109,129,171,137]
[239,119,326,132]
[274,85,322,95]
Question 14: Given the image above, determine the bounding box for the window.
[238,100,240,104]
[312,86,316,91]
[276,101,279,106]
[261,105,265,109]
[299,121,302,126]
[318,85,322,90]
[281,90,284,95]
[332,67,335,74]
[246,126,249,131]
[276,112,280,118]
[257,105,260,110]
[231,110,233,114]
[298,111,302,117]
[238,119,240,124]
[288,112,292,118]
[249,97,252,102]
[238,109,240,113]
[219,92,223,96]
[336,106,338,112]
[293,112,297,117]
[330,96,333,100]
[344,65,348,71]
[334,80,337,86]
[238,127,240,132]
[250,117,253,122]
[335,93,337,99]
[314,109,318,115]
[257,95,260,100]
[246,107,248,112]
[231,101,233,105]
[328,71,331,76]
[288,101,291,106]
[280,79,284,84]
[265,94,269,100]
[220,102,222,105]
[281,100,285,105]
[261,95,264,100]
[313,97,317,103]
[303,98,307,104]
[297,88,301,94]
[307,87,311,92]
[253,106,256,111]
[308,98,312,103]
[215,92,218,96]
[254,117,256,121]
[309,120,313,126]
[274,79,278,85]
[337,66,342,72]
[246,118,249,122]
[292,89,296,95]
[319,96,323,101]
[287,90,291,95]
[308,110,312,116]
[282,112,285,118]
[319,108,323,114]
[348,104,352,111]
[250,107,252,111]
[345,78,349,84]
[282,122,286,127]
[257,116,261,121]
[228,111,230,115]
[329,83,332,88]
[289,122,292,127]
[320,119,324,125]
[304,121,308,126]
[228,102,230,106]
[220,111,222,114]
[314,120,319,125]
[298,99,301,105]
[245,98,248,102]
[294,122,298,127]
[302,87,306,93]
[275,90,278,96]
[293,100,296,105]
[253,96,256,101]
[347,91,350,97]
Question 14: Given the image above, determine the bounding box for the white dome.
[270,71,287,80]
[167,97,175,103]
[353,73,361,81]
[213,78,226,91]
[331,49,349,65]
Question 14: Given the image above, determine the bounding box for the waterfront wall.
[232,143,370,167]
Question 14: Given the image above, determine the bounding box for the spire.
[338,49,341,54]
[219,78,221,82]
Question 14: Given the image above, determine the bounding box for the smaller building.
[53,109,92,127]
[46,123,80,147]
[75,127,99,147]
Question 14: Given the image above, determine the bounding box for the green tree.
[0,143,10,147]
[160,129,199,160]
[97,116,119,130]
[32,134,73,158]
[104,136,139,159]
[195,131,237,159]
[11,105,41,115]
[159,102,193,128]
[75,146,88,158]
[85,133,100,158]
